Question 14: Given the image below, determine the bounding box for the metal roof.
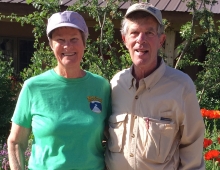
[0,0,220,14]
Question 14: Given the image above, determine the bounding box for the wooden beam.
[164,30,176,67]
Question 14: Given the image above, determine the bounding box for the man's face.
[122,16,165,75]
[50,27,85,70]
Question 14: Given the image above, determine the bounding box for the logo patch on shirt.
[87,96,102,113]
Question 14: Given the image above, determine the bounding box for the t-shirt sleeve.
[11,81,32,128]
[105,81,112,124]
[106,94,112,124]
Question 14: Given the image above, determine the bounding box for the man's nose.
[136,33,147,44]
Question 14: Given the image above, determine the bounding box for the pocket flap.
[109,113,127,123]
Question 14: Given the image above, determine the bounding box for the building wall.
[0,2,219,80]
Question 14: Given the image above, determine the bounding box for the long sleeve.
[179,89,205,170]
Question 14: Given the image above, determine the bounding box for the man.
[105,2,205,170]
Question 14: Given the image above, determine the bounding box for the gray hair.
[121,11,165,36]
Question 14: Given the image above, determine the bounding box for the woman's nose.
[63,41,71,49]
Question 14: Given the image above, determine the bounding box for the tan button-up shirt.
[105,59,205,170]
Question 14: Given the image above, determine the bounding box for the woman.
[7,11,111,170]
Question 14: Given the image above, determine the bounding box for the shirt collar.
[128,58,166,90]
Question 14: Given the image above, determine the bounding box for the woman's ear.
[49,40,53,50]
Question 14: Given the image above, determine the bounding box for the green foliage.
[0,0,220,169]
[0,0,219,137]
[202,109,220,169]
[1,1,61,81]
[68,0,132,80]
[20,44,56,81]
[0,0,133,145]
[0,55,19,143]
[2,0,132,82]
[204,118,220,169]
[177,0,220,109]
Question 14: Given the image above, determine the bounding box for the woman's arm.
[7,123,31,170]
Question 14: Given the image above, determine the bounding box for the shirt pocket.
[108,113,127,152]
[140,117,177,163]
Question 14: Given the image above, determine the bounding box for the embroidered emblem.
[87,96,102,113]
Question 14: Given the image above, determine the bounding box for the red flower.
[203,138,213,148]
[218,137,220,144]
[200,109,220,119]
[201,108,209,117]
[204,150,220,160]
[209,110,220,119]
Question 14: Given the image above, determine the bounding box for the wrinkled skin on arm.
[7,123,31,170]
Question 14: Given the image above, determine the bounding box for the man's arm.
[7,123,31,170]
[179,91,205,170]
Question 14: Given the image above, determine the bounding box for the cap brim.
[47,23,84,37]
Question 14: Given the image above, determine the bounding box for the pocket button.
[130,153,134,157]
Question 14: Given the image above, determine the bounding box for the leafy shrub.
[0,56,20,144]
[201,109,220,169]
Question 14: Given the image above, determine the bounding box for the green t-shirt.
[12,70,111,170]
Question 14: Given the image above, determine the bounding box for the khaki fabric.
[105,59,205,170]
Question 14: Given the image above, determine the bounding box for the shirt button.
[135,95,138,99]
[133,115,137,119]
[130,153,134,157]
[131,134,135,138]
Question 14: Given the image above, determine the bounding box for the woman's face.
[50,27,85,70]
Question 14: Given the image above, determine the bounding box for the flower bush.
[0,56,20,143]
[0,140,32,170]
[201,108,220,169]
[1,111,219,169]
[0,144,9,170]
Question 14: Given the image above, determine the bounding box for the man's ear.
[122,35,128,48]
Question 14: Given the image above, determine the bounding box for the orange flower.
[203,138,213,148]
[215,110,220,119]
[201,109,220,119]
[204,150,220,160]
[201,108,209,117]
[209,110,220,119]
